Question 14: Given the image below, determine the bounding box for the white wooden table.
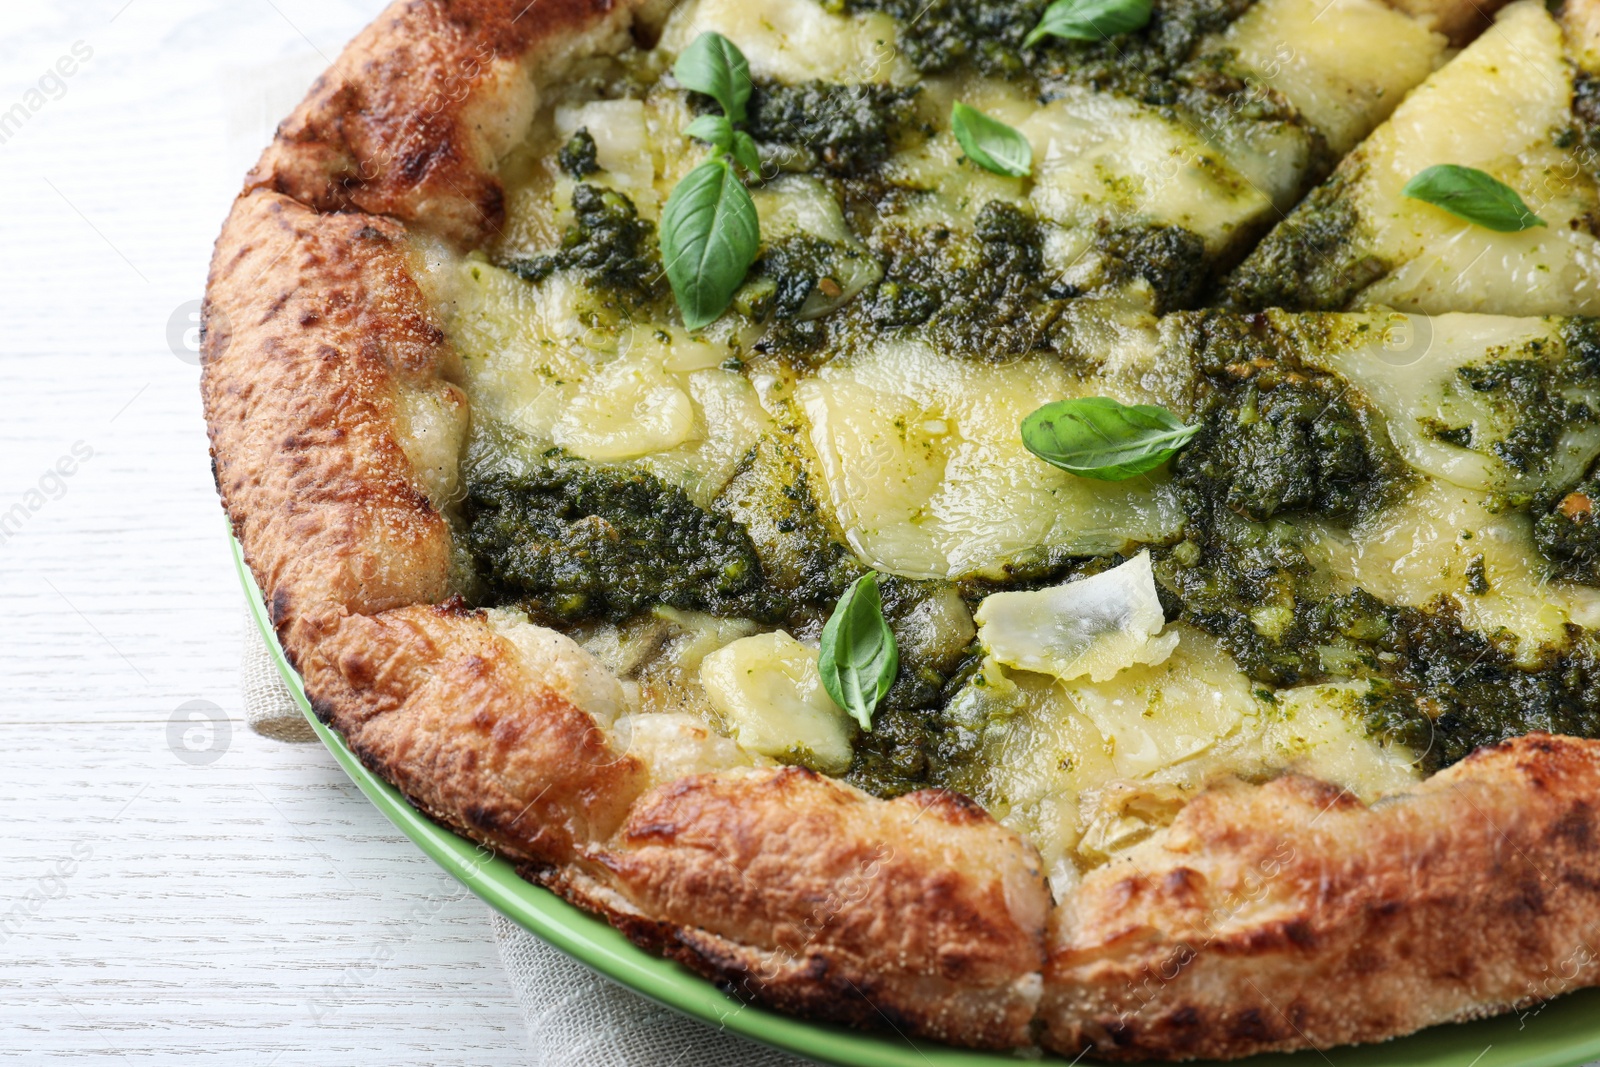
[0,2,529,1061]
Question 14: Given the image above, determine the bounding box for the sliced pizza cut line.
[1227,0,1600,315]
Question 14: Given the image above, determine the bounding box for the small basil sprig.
[674,30,752,123]
[1025,0,1153,45]
[661,158,761,330]
[1021,396,1199,480]
[662,32,763,330]
[951,102,1032,178]
[1402,164,1546,233]
[682,114,762,174]
[818,572,899,732]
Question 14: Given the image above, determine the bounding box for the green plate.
[233,535,1600,1066]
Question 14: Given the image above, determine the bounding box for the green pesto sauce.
[557,128,601,178]
[1155,517,1600,776]
[727,80,923,178]
[743,201,1210,363]
[503,184,665,310]
[1170,309,1412,522]
[463,458,779,624]
[1221,165,1386,311]
[461,8,1600,794]
[1529,320,1600,582]
[833,0,1321,194]
[833,0,1253,89]
[461,434,978,727]
[1566,71,1600,160]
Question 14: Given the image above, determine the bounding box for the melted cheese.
[1024,86,1274,255]
[1295,312,1600,497]
[658,0,913,85]
[393,381,470,510]
[1305,478,1600,659]
[793,339,1186,579]
[952,626,1422,869]
[1348,1,1600,313]
[700,631,856,772]
[407,0,1533,874]
[1221,0,1446,155]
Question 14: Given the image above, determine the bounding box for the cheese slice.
[975,552,1179,683]
[1230,0,1600,315]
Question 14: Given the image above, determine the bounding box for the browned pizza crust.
[246,0,651,247]
[203,189,454,655]
[203,0,1600,1058]
[295,602,650,865]
[588,770,1049,1046]
[1041,734,1600,1060]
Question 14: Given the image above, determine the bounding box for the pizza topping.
[1227,0,1596,316]
[1220,169,1381,312]
[557,128,601,179]
[672,29,753,123]
[658,33,765,329]
[1537,480,1600,583]
[744,175,880,326]
[419,0,1563,873]
[506,184,663,307]
[1401,164,1546,234]
[835,0,1244,82]
[1176,372,1400,522]
[740,80,921,177]
[1020,397,1199,481]
[950,101,1033,177]
[974,551,1177,682]
[660,156,761,329]
[462,462,779,625]
[682,113,762,174]
[700,630,857,772]
[818,572,900,730]
[1025,0,1154,46]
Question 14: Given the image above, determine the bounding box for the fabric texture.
[241,608,317,742]
[493,913,812,1066]
[242,608,811,1064]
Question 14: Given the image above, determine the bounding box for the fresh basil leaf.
[731,130,762,175]
[660,158,761,330]
[673,31,752,124]
[1021,396,1200,480]
[1402,164,1546,233]
[950,101,1032,178]
[818,572,899,732]
[1025,0,1152,45]
[682,113,735,152]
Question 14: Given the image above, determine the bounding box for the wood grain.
[0,1,526,1062]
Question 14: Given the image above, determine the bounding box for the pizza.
[202,0,1600,1059]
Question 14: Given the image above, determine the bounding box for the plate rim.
[230,531,1600,1067]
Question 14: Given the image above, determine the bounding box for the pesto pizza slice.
[202,0,1600,1060]
[1226,0,1600,314]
